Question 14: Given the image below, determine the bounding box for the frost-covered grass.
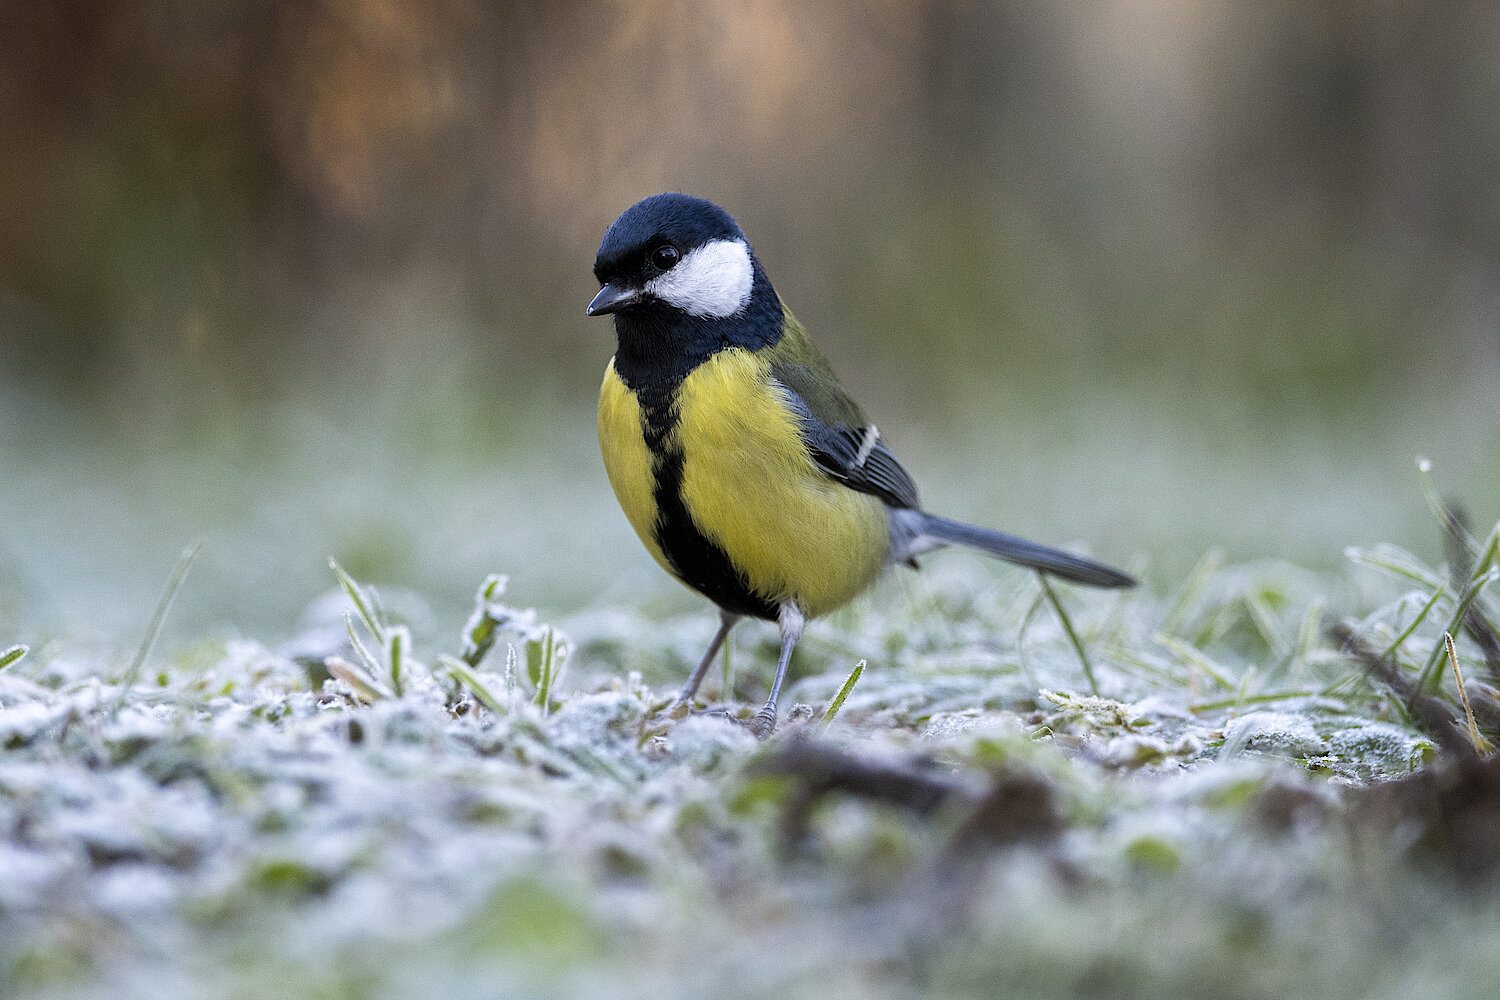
[3,499,1499,1000]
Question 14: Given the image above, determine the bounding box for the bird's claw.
[745,707,778,740]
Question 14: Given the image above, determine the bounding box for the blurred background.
[1,0,1497,648]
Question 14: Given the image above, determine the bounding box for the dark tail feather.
[910,512,1136,589]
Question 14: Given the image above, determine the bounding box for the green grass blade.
[535,634,551,713]
[117,541,201,696]
[1416,457,1479,553]
[440,655,506,714]
[461,574,510,668]
[1294,598,1325,663]
[387,626,406,697]
[1445,631,1493,755]
[1380,585,1445,661]
[1416,567,1499,695]
[326,655,389,702]
[1016,589,1046,686]
[1472,520,1500,578]
[0,645,27,671]
[504,643,518,699]
[345,612,384,677]
[1154,633,1236,690]
[329,557,385,643]
[1189,689,1317,713]
[525,631,545,690]
[1243,589,1288,658]
[819,660,865,730]
[1344,545,1448,591]
[530,627,565,714]
[1160,547,1223,638]
[1040,574,1099,696]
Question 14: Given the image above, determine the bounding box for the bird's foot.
[745,706,778,740]
[663,699,743,727]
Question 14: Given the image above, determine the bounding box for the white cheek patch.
[645,238,754,318]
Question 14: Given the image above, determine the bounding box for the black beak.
[586,283,643,316]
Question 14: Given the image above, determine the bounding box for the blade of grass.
[1345,545,1448,591]
[504,643,518,701]
[1319,668,1370,699]
[1160,547,1223,638]
[1235,665,1259,714]
[326,655,389,702]
[440,655,506,714]
[819,660,865,730]
[1445,638,1492,752]
[1295,599,1326,660]
[1473,520,1500,579]
[1039,574,1099,697]
[553,740,639,787]
[344,612,383,677]
[1417,458,1480,553]
[115,541,201,701]
[1243,590,1289,658]
[0,645,27,671]
[1113,649,1185,685]
[1193,600,1244,651]
[525,630,545,689]
[530,627,565,714]
[1154,633,1236,690]
[387,626,407,698]
[1417,568,1499,695]
[1445,632,1492,754]
[329,557,386,643]
[1278,597,1326,683]
[1015,589,1046,688]
[461,574,509,669]
[1382,585,1446,660]
[1189,689,1317,713]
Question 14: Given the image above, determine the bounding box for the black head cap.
[588,194,784,388]
[592,193,745,285]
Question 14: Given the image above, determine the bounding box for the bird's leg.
[748,602,806,739]
[673,609,741,708]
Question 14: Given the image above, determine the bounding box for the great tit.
[588,193,1134,736]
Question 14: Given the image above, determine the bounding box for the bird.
[588,193,1134,737]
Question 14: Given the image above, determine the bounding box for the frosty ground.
[2,535,1499,1000]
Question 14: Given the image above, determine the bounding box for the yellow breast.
[672,349,890,618]
[598,350,892,619]
[598,360,673,576]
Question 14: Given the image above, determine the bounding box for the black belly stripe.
[638,390,780,621]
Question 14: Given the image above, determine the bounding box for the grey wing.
[774,380,921,510]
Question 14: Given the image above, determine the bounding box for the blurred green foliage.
[4,1,1497,398]
[0,1,1496,641]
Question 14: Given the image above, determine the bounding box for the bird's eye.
[651,245,680,270]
